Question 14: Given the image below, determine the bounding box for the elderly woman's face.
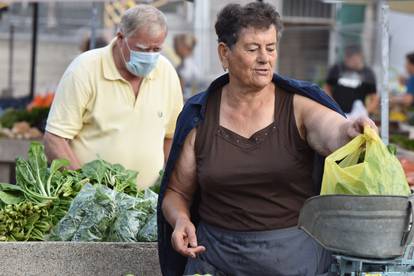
[225,25,277,89]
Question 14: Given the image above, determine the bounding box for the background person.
[173,33,202,101]
[79,34,109,53]
[325,45,378,115]
[44,5,183,190]
[391,52,414,107]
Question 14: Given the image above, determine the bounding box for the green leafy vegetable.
[49,184,157,242]
[0,200,53,241]
[150,170,164,194]
[14,142,70,203]
[0,141,160,242]
[0,183,24,207]
[81,159,138,195]
[0,107,50,129]
[390,135,414,151]
[0,142,86,241]
[137,213,157,242]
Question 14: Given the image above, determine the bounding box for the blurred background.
[0,0,413,99]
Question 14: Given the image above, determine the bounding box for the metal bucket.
[298,195,414,259]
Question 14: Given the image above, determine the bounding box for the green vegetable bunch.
[150,170,163,194]
[0,141,161,242]
[0,201,52,241]
[49,184,158,242]
[15,142,70,203]
[0,107,49,129]
[81,159,138,196]
[0,142,88,241]
[390,135,414,151]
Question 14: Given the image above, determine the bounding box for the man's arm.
[364,69,379,113]
[390,94,414,107]
[396,77,414,107]
[43,131,81,170]
[365,94,379,114]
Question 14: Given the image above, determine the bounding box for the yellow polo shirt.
[46,39,183,189]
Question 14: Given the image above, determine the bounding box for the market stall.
[0,142,162,275]
[0,138,31,183]
[0,93,52,183]
[0,2,169,274]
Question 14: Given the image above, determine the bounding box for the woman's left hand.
[346,116,378,138]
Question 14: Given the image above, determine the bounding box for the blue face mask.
[122,38,160,77]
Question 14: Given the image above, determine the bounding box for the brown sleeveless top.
[194,86,317,231]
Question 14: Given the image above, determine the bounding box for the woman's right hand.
[171,217,206,258]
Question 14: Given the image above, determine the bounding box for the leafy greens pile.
[48,184,157,242]
[0,142,159,242]
[80,159,138,195]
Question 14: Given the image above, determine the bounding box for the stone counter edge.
[0,241,161,276]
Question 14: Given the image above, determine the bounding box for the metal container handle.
[401,195,414,247]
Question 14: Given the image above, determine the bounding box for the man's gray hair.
[120,5,167,37]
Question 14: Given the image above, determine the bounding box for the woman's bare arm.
[293,94,376,156]
[162,129,205,258]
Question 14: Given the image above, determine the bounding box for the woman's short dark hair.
[407,52,414,65]
[215,2,283,49]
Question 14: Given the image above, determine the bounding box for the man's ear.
[218,42,230,70]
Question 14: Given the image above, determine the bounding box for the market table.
[0,138,33,183]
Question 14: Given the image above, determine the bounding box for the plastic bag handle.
[364,126,381,142]
[326,127,379,162]
[401,195,414,247]
[326,135,364,162]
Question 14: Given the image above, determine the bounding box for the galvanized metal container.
[298,195,414,259]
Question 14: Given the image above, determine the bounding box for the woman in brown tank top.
[161,2,377,276]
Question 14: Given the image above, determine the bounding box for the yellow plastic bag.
[321,127,411,196]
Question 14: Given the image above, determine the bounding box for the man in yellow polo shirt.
[44,5,183,190]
